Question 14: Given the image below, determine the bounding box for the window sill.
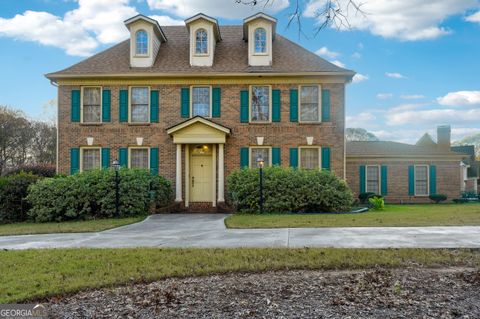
[134,54,150,58]
[79,123,103,126]
[193,53,209,57]
[128,123,151,126]
[253,53,269,56]
[248,121,272,124]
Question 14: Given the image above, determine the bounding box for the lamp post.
[112,159,120,218]
[257,157,264,214]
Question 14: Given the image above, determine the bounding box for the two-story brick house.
[46,13,354,210]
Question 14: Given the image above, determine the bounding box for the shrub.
[358,192,378,204]
[27,169,173,222]
[429,194,447,204]
[0,173,41,222]
[227,166,353,213]
[4,164,56,177]
[368,196,384,210]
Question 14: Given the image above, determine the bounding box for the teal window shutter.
[240,90,249,123]
[272,147,281,165]
[70,148,80,175]
[429,165,437,195]
[181,88,190,118]
[150,90,159,123]
[381,165,388,195]
[119,148,128,168]
[408,165,415,196]
[272,89,281,122]
[119,90,128,122]
[101,148,110,169]
[359,165,366,193]
[321,147,331,170]
[102,89,111,122]
[321,89,331,122]
[150,147,159,175]
[289,148,298,168]
[240,147,249,168]
[212,87,221,118]
[289,89,298,122]
[71,90,80,122]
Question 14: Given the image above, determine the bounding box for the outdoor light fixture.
[257,157,264,214]
[112,159,120,218]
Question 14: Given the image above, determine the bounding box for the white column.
[175,144,182,202]
[218,143,225,202]
[185,145,190,207]
[212,144,217,207]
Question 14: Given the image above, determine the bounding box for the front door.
[190,155,212,202]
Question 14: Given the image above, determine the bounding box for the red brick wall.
[58,82,346,197]
[346,159,462,203]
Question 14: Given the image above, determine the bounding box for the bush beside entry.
[227,166,353,213]
[0,172,41,223]
[27,169,173,222]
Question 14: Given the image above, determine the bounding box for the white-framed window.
[135,30,148,55]
[129,147,150,169]
[366,165,381,194]
[191,86,211,117]
[415,165,429,196]
[195,29,208,55]
[130,87,150,123]
[81,86,102,123]
[250,147,272,168]
[254,27,267,54]
[80,147,101,172]
[299,85,321,122]
[299,147,321,170]
[250,85,271,122]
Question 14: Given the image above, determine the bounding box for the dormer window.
[135,30,148,55]
[195,29,208,54]
[254,28,267,54]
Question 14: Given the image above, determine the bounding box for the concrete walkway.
[1,214,480,250]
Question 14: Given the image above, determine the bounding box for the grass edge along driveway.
[0,216,146,236]
[1,248,479,303]
[225,204,480,229]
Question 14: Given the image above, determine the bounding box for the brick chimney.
[437,125,451,151]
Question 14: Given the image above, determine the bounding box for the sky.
[0,0,479,143]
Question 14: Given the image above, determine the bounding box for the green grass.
[0,217,146,236]
[225,204,480,228]
[0,248,479,303]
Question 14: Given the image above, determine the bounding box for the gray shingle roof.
[346,141,466,157]
[46,25,354,78]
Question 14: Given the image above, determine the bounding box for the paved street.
[1,214,479,249]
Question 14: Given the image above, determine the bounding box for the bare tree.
[30,121,57,165]
[236,0,365,36]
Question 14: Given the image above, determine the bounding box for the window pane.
[192,87,210,117]
[251,148,270,168]
[251,86,270,122]
[415,166,428,195]
[300,148,319,169]
[131,149,149,169]
[131,87,149,123]
[195,29,208,54]
[82,87,101,123]
[300,86,319,122]
[254,28,267,53]
[82,149,100,171]
[366,166,379,194]
[136,30,148,55]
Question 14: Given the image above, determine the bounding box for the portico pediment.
[166,116,231,144]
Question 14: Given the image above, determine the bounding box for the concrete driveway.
[1,214,480,249]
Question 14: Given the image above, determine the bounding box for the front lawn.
[1,248,479,303]
[0,217,145,236]
[225,204,480,228]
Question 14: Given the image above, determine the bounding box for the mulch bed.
[47,267,480,318]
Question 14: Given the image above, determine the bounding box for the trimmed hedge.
[4,164,56,177]
[0,173,41,223]
[27,169,173,222]
[227,166,353,213]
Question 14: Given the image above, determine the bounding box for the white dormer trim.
[243,12,277,40]
[243,13,276,67]
[185,13,221,67]
[124,15,167,43]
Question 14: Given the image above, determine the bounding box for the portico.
[167,117,230,207]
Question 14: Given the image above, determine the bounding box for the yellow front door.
[190,155,212,202]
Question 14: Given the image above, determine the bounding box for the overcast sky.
[0,0,479,143]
